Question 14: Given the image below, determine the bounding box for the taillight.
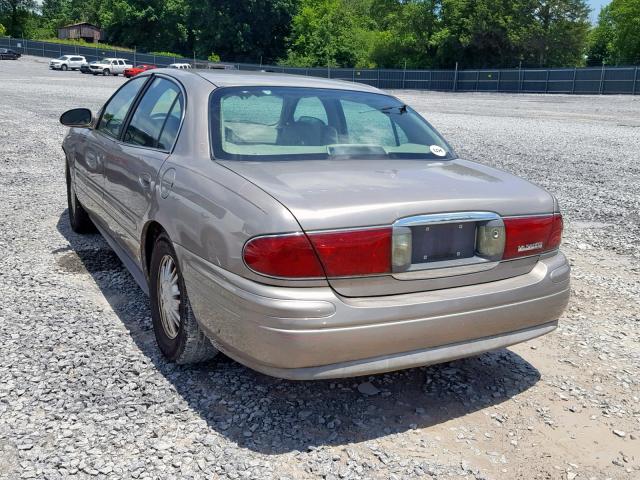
[308,228,391,277]
[243,233,324,278]
[244,228,392,279]
[503,214,563,259]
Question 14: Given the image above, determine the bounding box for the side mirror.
[60,108,93,127]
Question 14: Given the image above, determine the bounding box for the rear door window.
[123,77,183,150]
[97,76,148,139]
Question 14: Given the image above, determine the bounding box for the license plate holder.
[411,222,476,264]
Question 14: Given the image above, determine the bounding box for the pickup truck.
[89,58,133,76]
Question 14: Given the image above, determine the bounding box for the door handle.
[138,173,153,191]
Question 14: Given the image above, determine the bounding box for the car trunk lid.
[222,158,556,296]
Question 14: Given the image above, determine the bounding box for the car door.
[103,75,184,258]
[76,76,149,229]
[71,57,84,69]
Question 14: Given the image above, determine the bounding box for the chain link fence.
[2,37,639,95]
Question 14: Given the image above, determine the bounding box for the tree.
[600,0,640,65]
[0,22,5,36]
[188,0,298,63]
[284,0,375,67]
[587,5,614,65]
[0,0,36,37]
[521,0,591,67]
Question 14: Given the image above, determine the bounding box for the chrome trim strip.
[393,211,500,227]
[393,259,499,280]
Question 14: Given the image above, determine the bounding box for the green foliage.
[39,37,134,51]
[207,52,220,62]
[588,0,640,65]
[149,51,182,58]
[285,0,592,68]
[0,23,5,36]
[0,0,37,37]
[14,0,638,69]
[187,0,298,63]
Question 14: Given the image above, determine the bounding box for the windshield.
[56,56,69,60]
[210,87,455,161]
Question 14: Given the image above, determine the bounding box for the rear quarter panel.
[146,72,328,288]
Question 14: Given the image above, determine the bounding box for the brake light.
[308,228,391,277]
[243,233,324,278]
[243,228,392,279]
[503,214,562,259]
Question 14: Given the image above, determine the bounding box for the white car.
[49,55,86,71]
[89,58,133,76]
[169,63,192,70]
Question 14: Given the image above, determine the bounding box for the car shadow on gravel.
[57,212,542,455]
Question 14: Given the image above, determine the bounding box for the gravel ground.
[0,56,638,480]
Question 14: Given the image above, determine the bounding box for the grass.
[36,37,134,52]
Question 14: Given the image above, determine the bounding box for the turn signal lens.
[243,233,325,278]
[503,214,563,260]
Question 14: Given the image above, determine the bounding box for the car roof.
[154,68,383,94]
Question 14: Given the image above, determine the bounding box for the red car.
[123,64,157,78]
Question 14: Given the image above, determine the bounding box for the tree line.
[0,0,638,68]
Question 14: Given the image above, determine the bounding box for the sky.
[589,0,611,21]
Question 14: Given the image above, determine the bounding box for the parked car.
[59,70,570,379]
[89,58,132,76]
[124,64,157,78]
[49,55,86,71]
[0,48,21,60]
[80,61,98,74]
[168,63,191,70]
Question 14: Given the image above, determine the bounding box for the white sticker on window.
[430,145,446,156]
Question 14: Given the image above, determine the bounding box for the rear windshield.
[210,87,455,161]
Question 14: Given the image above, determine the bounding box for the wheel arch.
[141,220,169,280]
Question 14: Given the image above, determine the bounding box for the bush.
[208,53,221,62]
[0,24,6,37]
[37,38,133,52]
[150,51,182,58]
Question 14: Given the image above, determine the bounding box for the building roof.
[61,22,101,29]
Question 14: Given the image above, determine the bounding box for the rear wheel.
[66,163,95,233]
[149,233,218,364]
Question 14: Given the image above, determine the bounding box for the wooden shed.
[58,22,102,43]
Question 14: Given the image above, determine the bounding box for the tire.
[149,233,218,364]
[65,163,95,234]
[103,69,110,76]
[61,64,68,71]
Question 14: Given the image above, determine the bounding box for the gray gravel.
[1,56,638,479]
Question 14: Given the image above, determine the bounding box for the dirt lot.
[0,56,638,479]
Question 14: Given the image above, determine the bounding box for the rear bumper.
[177,246,570,379]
